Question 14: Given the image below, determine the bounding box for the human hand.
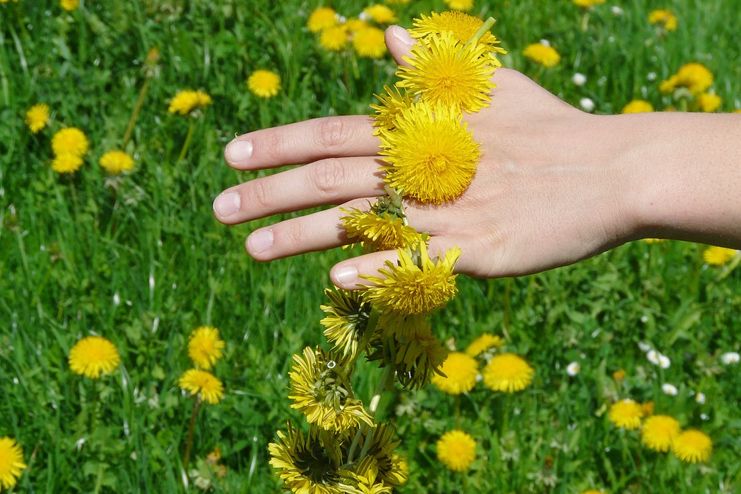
[213,26,644,289]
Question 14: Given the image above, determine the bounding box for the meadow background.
[1,0,739,492]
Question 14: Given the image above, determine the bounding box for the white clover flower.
[661,383,678,396]
[611,6,624,16]
[579,98,595,112]
[638,341,652,353]
[658,354,671,369]
[647,72,657,81]
[695,392,706,404]
[647,349,661,365]
[720,351,740,365]
[566,361,581,376]
[572,73,587,86]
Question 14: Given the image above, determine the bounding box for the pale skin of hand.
[213,26,741,289]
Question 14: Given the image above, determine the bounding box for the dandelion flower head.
[431,352,478,395]
[179,369,224,404]
[363,4,397,24]
[69,335,121,379]
[672,429,712,463]
[523,42,560,68]
[703,246,737,266]
[341,208,426,251]
[436,430,476,471]
[443,0,474,11]
[0,437,26,490]
[168,89,212,115]
[99,150,134,174]
[188,325,225,370]
[320,25,349,51]
[269,425,343,493]
[60,0,79,11]
[465,333,503,357]
[622,100,653,114]
[25,104,50,133]
[482,352,534,392]
[608,399,643,429]
[410,11,507,59]
[307,7,338,33]
[247,70,281,99]
[320,288,371,360]
[648,9,678,31]
[353,26,387,59]
[52,127,89,157]
[660,63,713,94]
[52,153,84,174]
[573,0,605,7]
[641,415,680,452]
[698,93,721,113]
[371,85,415,133]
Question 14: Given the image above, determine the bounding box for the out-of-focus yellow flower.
[431,352,478,395]
[307,7,337,33]
[436,430,476,471]
[641,415,680,452]
[703,246,737,265]
[52,153,84,174]
[247,70,281,99]
[168,90,212,115]
[660,63,713,94]
[0,437,26,490]
[52,127,89,157]
[444,0,474,11]
[482,353,534,392]
[612,369,626,381]
[573,0,605,7]
[345,18,368,33]
[25,104,50,133]
[672,429,712,463]
[60,0,79,12]
[648,9,677,31]
[99,150,134,174]
[523,43,560,68]
[363,4,396,24]
[188,326,225,370]
[68,336,121,379]
[608,399,643,429]
[697,92,721,112]
[465,333,503,357]
[621,100,653,114]
[353,26,387,58]
[641,401,654,417]
[319,25,348,51]
[179,369,224,404]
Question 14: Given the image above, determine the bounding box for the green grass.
[1,0,739,492]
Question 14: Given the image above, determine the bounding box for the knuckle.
[315,118,351,149]
[250,180,272,210]
[310,158,346,197]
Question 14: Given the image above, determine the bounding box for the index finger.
[224,115,379,170]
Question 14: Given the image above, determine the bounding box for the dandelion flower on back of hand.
[523,43,560,68]
[179,369,224,404]
[188,326,225,370]
[52,127,89,157]
[69,336,121,379]
[26,104,50,133]
[52,153,83,174]
[641,415,680,452]
[247,70,281,99]
[482,353,534,392]
[431,352,478,395]
[672,429,712,463]
[622,100,653,113]
[341,207,425,251]
[0,437,26,490]
[99,150,134,174]
[436,430,476,471]
[465,333,503,357]
[353,26,387,59]
[703,246,737,265]
[608,399,643,429]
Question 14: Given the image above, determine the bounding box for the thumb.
[384,25,415,67]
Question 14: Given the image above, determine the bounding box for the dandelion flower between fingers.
[353,26,387,59]
[608,399,643,430]
[379,100,479,204]
[0,437,26,490]
[482,353,534,392]
[69,335,121,379]
[523,43,560,68]
[341,208,426,251]
[436,430,476,472]
[307,6,338,33]
[52,153,84,174]
[188,326,225,370]
[431,352,478,395]
[364,243,460,315]
[52,127,89,157]
[25,103,50,133]
[247,70,281,99]
[672,429,712,463]
[622,100,653,113]
[397,31,496,113]
[703,246,737,265]
[465,333,503,357]
[641,415,680,452]
[179,369,224,404]
[99,150,134,174]
[411,11,498,49]
[371,85,415,133]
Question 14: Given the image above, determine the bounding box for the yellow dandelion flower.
[99,150,134,174]
[52,127,89,157]
[465,333,504,357]
[60,0,79,11]
[384,319,448,389]
[621,100,654,114]
[0,437,26,491]
[697,92,721,112]
[482,353,534,392]
[703,246,737,266]
[68,335,121,379]
[51,153,83,174]
[289,347,374,432]
[444,0,474,11]
[409,11,507,58]
[307,6,337,33]
[247,69,281,99]
[345,456,392,494]
[641,415,680,452]
[364,243,460,315]
[431,352,478,395]
[660,63,713,95]
[608,399,643,430]
[648,9,677,31]
[178,369,224,404]
[187,326,225,370]
[672,429,712,463]
[573,0,605,7]
[320,25,349,51]
[370,85,415,133]
[436,430,476,472]
[353,26,387,59]
[168,89,212,115]
[346,18,368,33]
[397,31,496,113]
[363,5,396,24]
[341,208,426,251]
[378,100,480,204]
[320,288,372,360]
[582,490,605,494]
[612,369,626,381]
[523,43,560,68]
[25,103,50,133]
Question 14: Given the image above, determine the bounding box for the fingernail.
[213,192,241,217]
[226,139,253,164]
[333,265,358,287]
[247,229,273,254]
[390,25,414,48]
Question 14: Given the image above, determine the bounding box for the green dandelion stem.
[182,397,202,472]
[466,17,496,46]
[176,119,196,164]
[122,76,152,148]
